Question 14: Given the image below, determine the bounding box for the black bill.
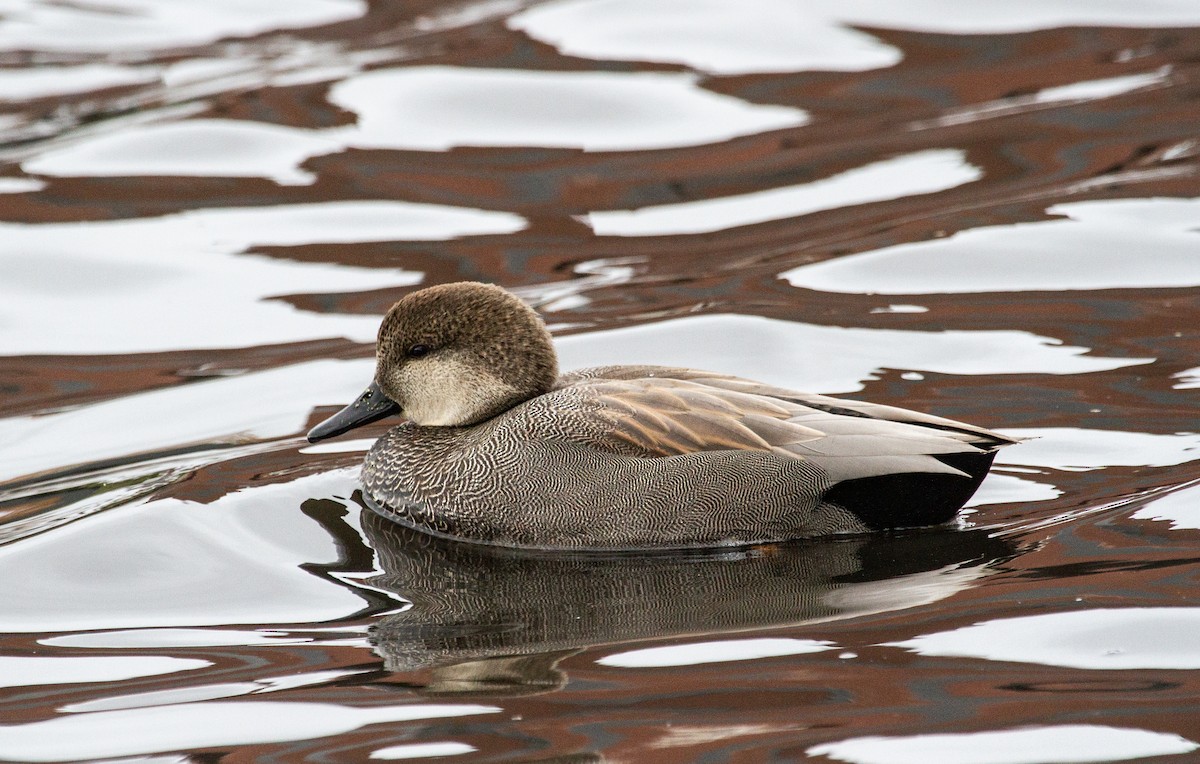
[307,380,401,443]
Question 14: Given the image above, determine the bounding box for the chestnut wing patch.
[578,377,826,456]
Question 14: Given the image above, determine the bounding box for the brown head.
[307,282,558,440]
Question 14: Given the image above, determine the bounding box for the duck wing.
[560,366,1015,484]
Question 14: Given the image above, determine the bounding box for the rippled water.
[2,1,1199,761]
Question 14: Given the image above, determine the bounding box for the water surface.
[2,1,1199,761]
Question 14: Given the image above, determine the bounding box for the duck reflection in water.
[308,282,1016,549]
[352,502,1014,696]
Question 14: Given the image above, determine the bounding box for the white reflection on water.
[598,638,834,668]
[0,655,209,689]
[24,119,347,185]
[554,313,1150,394]
[510,0,901,74]
[809,725,1199,764]
[0,177,45,193]
[0,64,159,100]
[326,66,809,151]
[22,65,811,180]
[0,701,500,763]
[0,471,367,631]
[0,43,393,109]
[996,428,1200,471]
[372,743,475,758]
[371,742,478,760]
[1033,67,1171,102]
[0,201,524,355]
[910,67,1173,129]
[887,608,1200,669]
[586,149,980,236]
[44,628,319,649]
[158,45,399,92]
[1175,367,1200,390]
[1,241,408,355]
[965,473,1062,507]
[0,0,367,52]
[513,0,1200,74]
[1130,483,1200,530]
[59,669,369,713]
[782,198,1200,294]
[0,362,374,481]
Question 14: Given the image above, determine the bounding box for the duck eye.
[406,343,431,358]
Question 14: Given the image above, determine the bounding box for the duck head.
[307,282,558,442]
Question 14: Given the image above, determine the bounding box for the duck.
[307,281,1016,550]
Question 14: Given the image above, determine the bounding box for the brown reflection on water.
[2,1,1200,761]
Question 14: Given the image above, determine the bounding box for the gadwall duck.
[308,282,1015,549]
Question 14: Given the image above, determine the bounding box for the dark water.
[2,1,1200,761]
